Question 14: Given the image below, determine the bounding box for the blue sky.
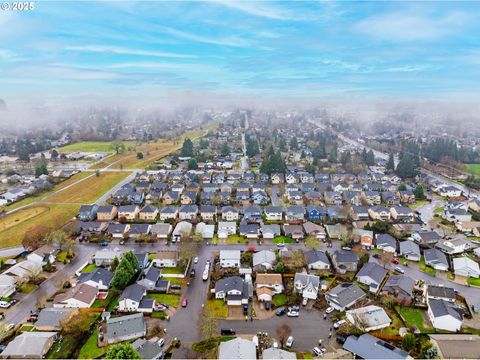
[1,1,480,104]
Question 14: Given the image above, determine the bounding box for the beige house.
[256,273,284,302]
[97,205,118,221]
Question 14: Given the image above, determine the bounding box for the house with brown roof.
[53,283,98,308]
[256,273,284,302]
[152,250,178,268]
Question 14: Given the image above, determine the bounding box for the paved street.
[416,197,444,226]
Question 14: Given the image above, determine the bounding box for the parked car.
[265,301,271,310]
[221,328,236,335]
[313,347,322,356]
[193,257,199,264]
[333,319,346,329]
[392,258,400,265]
[99,241,109,247]
[302,297,308,306]
[325,306,335,314]
[394,266,405,274]
[190,268,196,277]
[0,301,12,309]
[181,298,188,308]
[285,336,294,348]
[336,335,346,344]
[158,338,165,347]
[373,253,380,258]
[0,312,4,320]
[243,304,248,315]
[287,309,299,317]
[275,307,286,316]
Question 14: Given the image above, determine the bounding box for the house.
[428,334,480,360]
[376,233,397,254]
[343,334,411,359]
[27,244,57,266]
[303,221,326,240]
[118,283,154,313]
[382,275,415,302]
[263,348,296,360]
[132,338,165,360]
[159,206,178,221]
[413,231,442,247]
[221,206,240,221]
[172,221,192,242]
[78,204,98,221]
[264,206,283,221]
[346,305,391,332]
[3,260,41,284]
[468,199,480,213]
[239,222,260,238]
[436,237,470,255]
[325,223,347,239]
[153,250,178,268]
[284,224,304,242]
[271,173,285,184]
[215,276,249,305]
[151,223,172,239]
[243,205,262,221]
[256,273,284,302]
[163,191,180,205]
[306,250,330,270]
[453,257,480,278]
[178,205,198,220]
[331,250,359,274]
[306,205,326,221]
[425,285,456,303]
[428,299,463,332]
[356,262,388,293]
[424,248,449,271]
[180,191,197,205]
[138,205,159,221]
[0,275,16,299]
[97,205,117,221]
[325,283,366,311]
[196,222,215,240]
[399,241,421,261]
[53,283,98,308]
[438,185,462,198]
[200,205,217,221]
[285,206,305,222]
[106,313,146,344]
[390,206,415,222]
[0,331,58,359]
[135,252,149,269]
[218,221,237,239]
[252,190,269,205]
[354,229,374,249]
[107,223,129,239]
[118,205,140,221]
[368,206,390,221]
[77,268,113,291]
[456,220,480,233]
[444,209,472,223]
[261,224,281,239]
[34,308,74,331]
[218,338,256,360]
[293,273,320,300]
[139,265,162,291]
[220,250,241,268]
[94,248,123,267]
[128,224,151,239]
[252,250,276,271]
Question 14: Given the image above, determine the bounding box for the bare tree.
[276,323,292,348]
[379,251,394,269]
[36,288,48,309]
[198,311,218,340]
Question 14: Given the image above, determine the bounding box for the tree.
[111,251,139,289]
[198,311,218,340]
[398,184,407,191]
[46,229,76,257]
[276,323,292,348]
[35,163,48,176]
[136,152,144,159]
[274,262,285,273]
[387,153,395,171]
[110,141,126,155]
[402,333,416,352]
[106,343,141,359]
[51,149,59,161]
[246,138,259,157]
[305,236,321,250]
[221,142,230,156]
[95,169,100,177]
[188,158,198,170]
[22,224,50,250]
[366,150,375,166]
[423,346,438,359]
[289,136,298,150]
[181,138,194,157]
[379,251,394,269]
[60,311,92,338]
[396,155,418,179]
[414,185,426,200]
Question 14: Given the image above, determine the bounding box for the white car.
[193,257,199,264]
[313,347,322,356]
[325,306,334,314]
[333,319,346,329]
[302,297,308,306]
[287,310,299,317]
[0,301,12,309]
[394,266,405,274]
[285,336,294,348]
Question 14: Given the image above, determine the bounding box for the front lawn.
[434,206,444,213]
[272,236,295,244]
[467,277,480,286]
[147,293,181,308]
[371,248,382,255]
[206,299,228,318]
[226,234,248,244]
[272,293,287,307]
[395,306,430,333]
[57,251,68,263]
[81,264,97,273]
[419,256,437,276]
[148,253,156,261]
[78,330,105,359]
[19,282,38,293]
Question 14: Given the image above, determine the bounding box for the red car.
[181,297,188,308]
[392,258,400,265]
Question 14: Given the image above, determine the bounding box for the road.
[416,197,444,228]
[271,185,283,207]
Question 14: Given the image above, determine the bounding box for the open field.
[46,172,130,203]
[0,204,80,248]
[58,141,136,153]
[465,164,480,176]
[5,172,92,211]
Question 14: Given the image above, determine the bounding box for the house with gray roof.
[151,223,172,239]
[215,276,249,306]
[425,285,456,303]
[139,265,162,291]
[306,250,330,270]
[343,333,411,359]
[252,250,276,271]
[132,338,164,360]
[424,248,449,271]
[220,250,241,268]
[332,250,359,274]
[77,267,113,291]
[428,299,463,332]
[261,224,281,239]
[218,338,256,360]
[375,233,397,254]
[118,284,154,313]
[263,348,296,359]
[346,305,392,332]
[34,308,74,331]
[325,283,366,311]
[382,275,415,302]
[399,241,420,261]
[106,313,146,344]
[294,273,320,300]
[94,248,123,267]
[0,331,58,359]
[356,262,388,293]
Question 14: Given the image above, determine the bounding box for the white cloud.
[354,11,469,42]
[64,45,195,58]
[206,0,291,20]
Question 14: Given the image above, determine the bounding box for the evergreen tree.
[387,153,395,171]
[396,155,418,179]
[180,138,194,157]
[221,142,230,156]
[188,158,198,170]
[366,150,375,166]
[289,136,298,150]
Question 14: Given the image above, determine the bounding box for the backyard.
[206,299,228,318]
[395,306,431,333]
[77,329,105,359]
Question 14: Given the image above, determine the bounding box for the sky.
[1,1,480,106]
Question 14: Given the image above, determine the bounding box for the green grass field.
[206,299,228,318]
[273,236,295,244]
[77,329,105,359]
[58,141,136,153]
[465,164,480,176]
[395,306,430,333]
[147,293,181,308]
[467,277,480,286]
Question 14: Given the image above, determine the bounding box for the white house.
[218,221,236,239]
[252,250,276,270]
[306,250,330,270]
[293,273,320,300]
[256,273,284,302]
[428,299,463,332]
[215,276,249,306]
[346,305,392,332]
[453,257,480,278]
[438,186,462,198]
[220,250,241,268]
[53,283,98,308]
[0,274,16,299]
